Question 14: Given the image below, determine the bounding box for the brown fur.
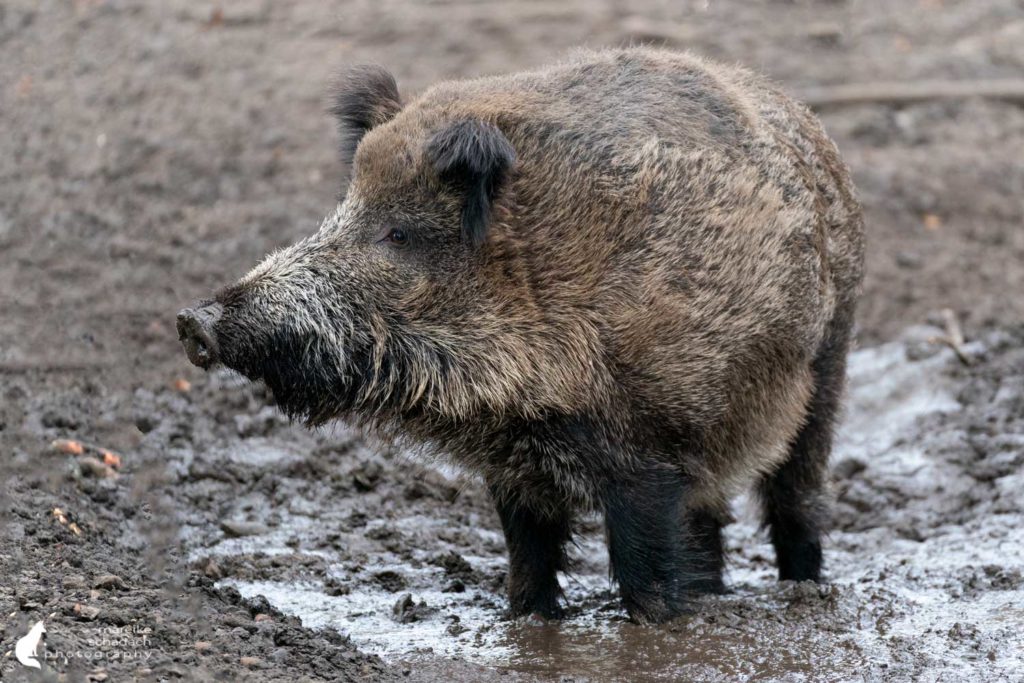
[186,47,865,622]
[344,49,863,507]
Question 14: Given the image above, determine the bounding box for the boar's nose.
[176,303,222,369]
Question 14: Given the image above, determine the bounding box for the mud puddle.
[176,326,1024,681]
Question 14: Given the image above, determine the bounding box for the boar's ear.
[426,119,515,248]
[330,65,403,169]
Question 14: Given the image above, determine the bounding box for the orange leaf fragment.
[101,450,121,468]
[52,439,85,455]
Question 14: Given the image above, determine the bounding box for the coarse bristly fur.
[190,47,865,624]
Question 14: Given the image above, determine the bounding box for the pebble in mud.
[78,455,117,479]
[61,574,88,590]
[92,574,127,590]
[202,558,224,579]
[234,407,287,438]
[403,470,460,502]
[374,570,408,593]
[72,603,101,621]
[220,519,271,537]
[831,456,867,479]
[429,551,477,584]
[445,615,468,636]
[324,577,352,596]
[351,459,384,491]
[392,594,437,624]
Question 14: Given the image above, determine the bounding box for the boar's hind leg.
[603,467,695,623]
[491,487,572,619]
[759,315,852,582]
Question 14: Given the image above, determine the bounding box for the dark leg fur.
[683,508,727,595]
[760,314,852,582]
[491,486,572,619]
[603,467,715,623]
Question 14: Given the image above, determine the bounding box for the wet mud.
[191,326,1024,681]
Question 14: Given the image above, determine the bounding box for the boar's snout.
[177,303,223,369]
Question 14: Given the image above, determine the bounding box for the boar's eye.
[382,227,409,247]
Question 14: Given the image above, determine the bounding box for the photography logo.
[10,619,154,668]
[15,620,46,669]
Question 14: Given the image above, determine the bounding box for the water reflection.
[493,593,852,682]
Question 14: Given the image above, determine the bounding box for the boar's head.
[177,66,598,432]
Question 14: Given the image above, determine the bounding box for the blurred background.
[3,0,1024,385]
[2,2,1023,681]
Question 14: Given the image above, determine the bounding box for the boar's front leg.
[603,466,695,624]
[683,507,727,595]
[490,485,572,620]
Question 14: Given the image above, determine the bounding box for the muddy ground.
[2,0,1023,681]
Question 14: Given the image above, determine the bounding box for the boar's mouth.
[211,314,375,427]
[179,292,420,427]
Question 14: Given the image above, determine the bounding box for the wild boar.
[178,48,865,623]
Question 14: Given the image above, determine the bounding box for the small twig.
[928,308,971,366]
[797,79,1024,109]
[941,308,965,348]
